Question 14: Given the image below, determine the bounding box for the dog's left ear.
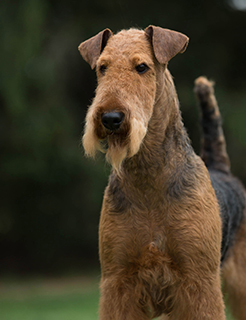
[145,25,189,65]
[78,29,113,69]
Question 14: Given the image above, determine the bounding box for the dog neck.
[112,69,195,204]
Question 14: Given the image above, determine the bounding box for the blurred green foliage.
[0,0,246,274]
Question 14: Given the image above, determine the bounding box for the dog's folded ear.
[78,29,113,69]
[145,25,189,65]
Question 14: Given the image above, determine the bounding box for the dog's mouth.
[99,138,109,153]
[98,129,126,153]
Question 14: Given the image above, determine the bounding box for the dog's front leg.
[99,276,151,320]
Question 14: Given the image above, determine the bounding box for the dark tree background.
[1,0,246,275]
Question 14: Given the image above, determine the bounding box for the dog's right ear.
[78,29,113,69]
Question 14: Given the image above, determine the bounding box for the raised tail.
[194,76,230,173]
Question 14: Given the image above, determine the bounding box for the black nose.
[101,112,125,131]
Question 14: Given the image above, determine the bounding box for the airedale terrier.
[78,26,246,320]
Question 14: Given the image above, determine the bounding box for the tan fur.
[82,29,157,171]
[79,27,231,319]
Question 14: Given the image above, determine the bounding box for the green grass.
[0,276,234,320]
[0,276,100,320]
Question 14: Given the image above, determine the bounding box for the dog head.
[79,26,188,171]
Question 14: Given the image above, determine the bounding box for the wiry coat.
[79,27,246,320]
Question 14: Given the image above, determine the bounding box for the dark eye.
[135,63,149,74]
[99,65,107,75]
